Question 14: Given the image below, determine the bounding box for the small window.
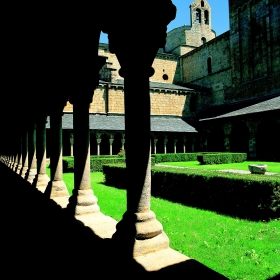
[196,9,201,23]
[204,10,209,25]
[201,1,205,7]
[201,37,206,45]
[207,57,212,74]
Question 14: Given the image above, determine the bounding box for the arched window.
[196,9,201,23]
[207,57,212,74]
[204,10,209,25]
[201,37,206,45]
[201,1,205,7]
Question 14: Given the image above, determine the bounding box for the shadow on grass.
[102,181,279,222]
[0,163,228,278]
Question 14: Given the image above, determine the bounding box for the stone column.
[192,136,195,152]
[112,66,169,257]
[67,100,100,220]
[12,153,18,171]
[34,116,50,190]
[109,135,114,155]
[96,135,101,156]
[223,123,232,152]
[154,138,158,154]
[183,136,186,153]
[121,134,125,150]
[21,129,29,178]
[249,133,257,160]
[164,136,168,154]
[16,135,23,174]
[174,139,177,154]
[46,112,69,198]
[26,124,37,184]
[70,133,74,156]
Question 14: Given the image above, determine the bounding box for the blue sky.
[99,0,229,43]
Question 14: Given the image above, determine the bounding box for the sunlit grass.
[158,161,280,173]
[47,167,280,279]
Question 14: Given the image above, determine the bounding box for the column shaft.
[35,116,50,189]
[47,113,69,198]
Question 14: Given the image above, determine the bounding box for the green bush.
[197,153,247,165]
[152,153,201,163]
[62,156,125,172]
[102,164,280,220]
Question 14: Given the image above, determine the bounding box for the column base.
[48,180,69,198]
[112,210,170,257]
[67,189,117,238]
[27,168,37,184]
[16,164,22,174]
[21,167,28,178]
[68,189,100,215]
[34,173,50,186]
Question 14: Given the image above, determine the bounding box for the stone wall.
[180,32,232,108]
[229,0,280,86]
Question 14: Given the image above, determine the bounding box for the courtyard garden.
[49,160,280,280]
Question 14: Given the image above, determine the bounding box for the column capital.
[102,1,176,77]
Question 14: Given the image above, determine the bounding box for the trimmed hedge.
[102,164,280,220]
[63,156,125,172]
[197,153,247,165]
[62,156,155,173]
[152,153,201,163]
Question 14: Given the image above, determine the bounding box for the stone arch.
[204,10,209,25]
[176,134,184,153]
[207,125,224,152]
[156,134,165,154]
[196,9,201,23]
[100,133,110,155]
[201,37,206,45]
[112,132,123,155]
[62,130,71,156]
[90,132,97,155]
[166,134,175,153]
[256,119,280,161]
[231,122,249,154]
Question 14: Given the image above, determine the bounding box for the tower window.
[196,9,201,23]
[201,37,206,45]
[201,1,204,7]
[207,57,212,74]
[204,10,209,25]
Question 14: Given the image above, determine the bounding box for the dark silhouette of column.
[103,0,176,257]
[21,129,29,178]
[27,124,37,184]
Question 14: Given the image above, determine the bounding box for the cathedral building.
[51,0,280,161]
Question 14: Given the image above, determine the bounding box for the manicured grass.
[48,167,280,279]
[158,161,280,173]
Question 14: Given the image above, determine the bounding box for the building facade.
[52,0,280,160]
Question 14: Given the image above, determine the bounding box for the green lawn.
[158,161,280,173]
[47,167,280,279]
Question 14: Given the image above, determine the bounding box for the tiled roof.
[46,114,197,133]
[200,96,280,121]
[112,79,194,92]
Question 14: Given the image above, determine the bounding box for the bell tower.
[190,0,212,30]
